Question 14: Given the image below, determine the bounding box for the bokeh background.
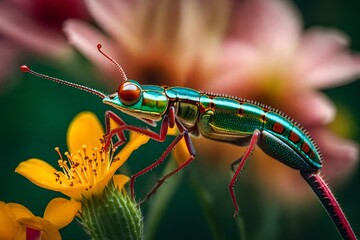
[0,0,359,239]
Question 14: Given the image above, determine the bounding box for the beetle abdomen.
[198,93,322,169]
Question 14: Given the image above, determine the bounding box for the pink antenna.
[97,44,128,81]
[20,65,106,99]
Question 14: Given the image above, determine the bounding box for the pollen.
[53,145,111,191]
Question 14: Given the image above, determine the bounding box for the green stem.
[190,173,225,240]
[80,182,143,240]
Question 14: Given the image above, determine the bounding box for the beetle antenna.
[20,65,106,99]
[97,44,128,82]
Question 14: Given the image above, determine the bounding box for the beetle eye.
[118,81,141,105]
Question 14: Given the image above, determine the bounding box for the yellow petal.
[113,132,150,169]
[67,111,104,154]
[91,175,129,197]
[113,174,130,190]
[57,186,89,200]
[17,217,61,240]
[167,126,178,136]
[173,137,189,165]
[93,173,116,196]
[7,203,34,220]
[0,202,19,240]
[15,159,61,191]
[90,133,149,194]
[15,159,86,199]
[43,198,81,229]
[14,231,26,240]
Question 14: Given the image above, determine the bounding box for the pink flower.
[0,0,89,87]
[63,0,359,202]
[0,39,19,88]
[63,0,230,86]
[207,0,360,202]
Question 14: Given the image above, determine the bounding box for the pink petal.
[228,0,302,57]
[311,128,359,184]
[85,0,134,43]
[63,19,120,81]
[0,3,70,58]
[300,53,360,89]
[0,40,20,88]
[209,41,260,95]
[296,28,349,70]
[285,91,336,126]
[295,28,360,88]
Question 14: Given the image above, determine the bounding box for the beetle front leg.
[104,110,128,150]
[103,110,171,151]
[104,107,177,199]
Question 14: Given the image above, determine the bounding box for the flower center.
[54,145,119,191]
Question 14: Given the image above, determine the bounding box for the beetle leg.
[104,110,128,150]
[301,171,356,240]
[137,121,195,204]
[103,107,176,151]
[230,130,261,217]
[230,155,244,172]
[104,107,179,200]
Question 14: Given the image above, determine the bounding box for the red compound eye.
[118,81,141,105]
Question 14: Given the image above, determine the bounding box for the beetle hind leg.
[300,171,356,240]
[230,155,245,172]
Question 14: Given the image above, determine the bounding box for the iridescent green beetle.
[20,44,356,240]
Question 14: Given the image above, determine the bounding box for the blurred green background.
[0,1,359,239]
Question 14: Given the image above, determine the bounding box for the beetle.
[20,44,356,240]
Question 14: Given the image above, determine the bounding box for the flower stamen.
[54,147,63,160]
[52,142,114,196]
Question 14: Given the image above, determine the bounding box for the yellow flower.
[16,111,150,200]
[0,198,80,240]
